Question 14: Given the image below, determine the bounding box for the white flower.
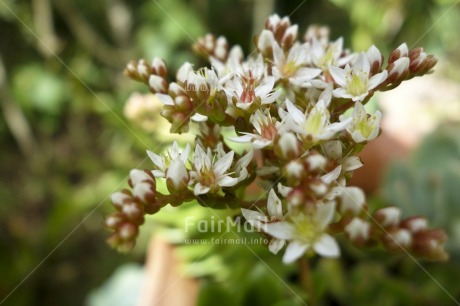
[190,145,239,195]
[241,189,286,254]
[264,201,340,263]
[225,74,280,110]
[322,140,363,172]
[272,42,322,87]
[345,102,382,143]
[310,37,353,69]
[147,142,191,178]
[330,52,387,102]
[283,97,351,142]
[229,109,281,148]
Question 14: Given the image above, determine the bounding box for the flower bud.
[176,62,193,84]
[149,75,168,93]
[275,132,299,160]
[129,169,153,186]
[366,45,383,75]
[305,154,327,172]
[133,181,156,203]
[388,43,408,63]
[386,57,409,83]
[166,158,190,194]
[122,201,144,224]
[345,217,370,244]
[105,212,125,230]
[152,57,168,79]
[374,206,400,228]
[119,223,138,240]
[339,187,366,216]
[383,229,412,251]
[257,30,275,57]
[282,25,298,49]
[401,217,427,233]
[111,191,131,210]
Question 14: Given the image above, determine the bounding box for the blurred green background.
[1,0,460,305]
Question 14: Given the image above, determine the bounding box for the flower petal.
[213,151,235,176]
[147,150,164,170]
[329,66,347,87]
[313,234,340,257]
[264,222,294,240]
[283,241,309,264]
[314,201,336,229]
[267,189,283,219]
[269,238,286,255]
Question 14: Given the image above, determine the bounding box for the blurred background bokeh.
[1,0,460,305]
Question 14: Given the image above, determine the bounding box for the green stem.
[299,256,315,306]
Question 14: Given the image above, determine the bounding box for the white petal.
[213,151,234,176]
[272,42,285,66]
[283,241,309,264]
[368,70,388,90]
[354,53,370,73]
[155,93,174,106]
[130,169,151,186]
[254,76,275,97]
[263,222,295,240]
[313,234,340,257]
[321,165,342,184]
[147,150,164,170]
[191,113,208,122]
[241,208,269,223]
[151,170,165,178]
[285,99,305,124]
[329,66,347,87]
[193,183,210,195]
[269,239,286,254]
[314,201,336,229]
[216,175,239,187]
[228,134,254,143]
[267,189,283,219]
[332,88,351,99]
[342,156,363,172]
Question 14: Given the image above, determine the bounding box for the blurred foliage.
[1,0,459,305]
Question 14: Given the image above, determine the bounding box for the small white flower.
[310,37,354,70]
[229,109,281,149]
[147,142,191,178]
[241,189,286,254]
[283,97,351,142]
[330,52,387,102]
[345,102,382,143]
[272,42,322,87]
[190,145,239,195]
[264,201,340,263]
[225,74,280,110]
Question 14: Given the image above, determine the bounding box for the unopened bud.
[387,57,409,82]
[401,217,427,233]
[119,223,138,240]
[374,206,400,228]
[339,187,366,216]
[152,57,168,79]
[276,132,299,160]
[257,30,275,57]
[111,191,131,210]
[305,154,327,172]
[345,217,370,244]
[166,159,190,194]
[133,181,156,203]
[389,43,408,63]
[366,45,383,75]
[149,75,168,93]
[282,25,298,49]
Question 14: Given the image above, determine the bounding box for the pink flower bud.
[389,43,408,63]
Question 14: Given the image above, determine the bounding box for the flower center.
[290,213,322,243]
[281,61,297,78]
[200,167,216,187]
[347,73,368,96]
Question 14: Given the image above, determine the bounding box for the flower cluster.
[107,14,447,262]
